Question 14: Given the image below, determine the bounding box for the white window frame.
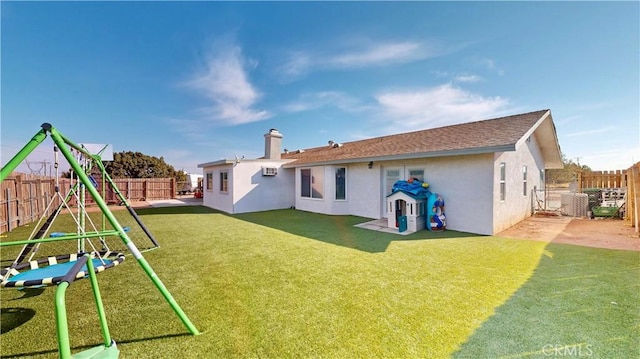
[301,167,323,199]
[205,172,213,191]
[500,162,506,201]
[385,168,402,195]
[335,167,346,201]
[523,165,528,197]
[407,168,425,182]
[219,170,228,194]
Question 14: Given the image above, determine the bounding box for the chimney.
[264,129,283,160]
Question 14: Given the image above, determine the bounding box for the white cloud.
[474,57,505,76]
[454,74,482,83]
[277,39,447,81]
[281,91,370,114]
[185,42,271,125]
[566,126,616,137]
[375,84,510,131]
[430,70,449,78]
[329,41,425,68]
[277,51,312,80]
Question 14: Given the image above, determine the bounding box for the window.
[220,171,228,193]
[500,162,506,201]
[301,168,323,199]
[385,169,401,195]
[335,167,346,200]
[523,165,528,196]
[408,168,424,181]
[206,172,213,191]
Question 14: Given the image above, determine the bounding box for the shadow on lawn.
[0,332,191,359]
[134,205,218,216]
[452,243,640,358]
[232,209,476,253]
[133,206,476,252]
[1,307,36,334]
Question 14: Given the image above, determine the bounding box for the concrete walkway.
[498,214,639,251]
[146,197,203,208]
[354,218,414,235]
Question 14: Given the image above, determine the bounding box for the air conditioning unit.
[561,193,588,217]
[262,167,277,176]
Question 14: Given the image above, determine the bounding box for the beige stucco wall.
[202,164,234,213]
[492,134,547,233]
[294,154,495,235]
[201,161,294,214]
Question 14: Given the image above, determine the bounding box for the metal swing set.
[0,123,200,359]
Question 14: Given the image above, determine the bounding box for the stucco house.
[198,109,563,235]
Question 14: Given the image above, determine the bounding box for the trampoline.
[1,251,125,288]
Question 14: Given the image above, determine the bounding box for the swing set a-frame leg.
[47,125,201,336]
[1,123,201,345]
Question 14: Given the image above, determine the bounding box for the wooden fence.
[578,169,627,190]
[578,163,640,231]
[624,163,640,232]
[0,173,176,233]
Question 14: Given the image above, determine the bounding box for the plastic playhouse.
[386,178,446,233]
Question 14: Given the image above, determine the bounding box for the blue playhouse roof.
[386,179,432,200]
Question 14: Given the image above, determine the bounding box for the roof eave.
[197,159,234,168]
[282,145,515,168]
[515,110,563,169]
[198,158,297,168]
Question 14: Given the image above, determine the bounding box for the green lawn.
[1,207,638,358]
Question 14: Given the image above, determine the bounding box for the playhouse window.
[220,171,228,193]
[335,167,346,200]
[301,168,323,199]
[206,172,213,191]
[500,162,506,201]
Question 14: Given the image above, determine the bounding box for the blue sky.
[2,1,638,175]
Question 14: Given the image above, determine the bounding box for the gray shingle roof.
[282,109,555,167]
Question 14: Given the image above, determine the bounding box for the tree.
[547,153,591,185]
[103,151,187,181]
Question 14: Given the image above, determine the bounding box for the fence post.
[6,188,12,232]
[28,182,34,222]
[577,171,583,192]
[15,174,24,226]
[143,180,147,201]
[633,164,639,232]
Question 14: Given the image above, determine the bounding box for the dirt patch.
[498,215,639,251]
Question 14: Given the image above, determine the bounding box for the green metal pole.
[55,282,72,359]
[94,160,160,247]
[86,253,113,346]
[0,230,122,247]
[55,254,91,359]
[48,126,201,336]
[0,127,48,182]
[80,176,86,253]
